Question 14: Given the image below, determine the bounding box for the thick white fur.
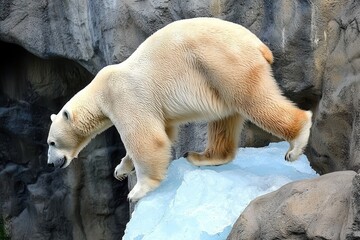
[47,18,312,201]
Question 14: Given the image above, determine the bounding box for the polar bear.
[47,17,312,202]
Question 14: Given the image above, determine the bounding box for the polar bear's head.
[47,109,92,169]
[47,82,112,169]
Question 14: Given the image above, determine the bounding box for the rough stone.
[0,42,129,240]
[345,173,360,239]
[307,0,360,174]
[227,171,358,240]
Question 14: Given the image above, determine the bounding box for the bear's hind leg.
[237,74,312,161]
[125,127,172,202]
[285,110,312,161]
[185,114,244,166]
[243,101,312,162]
[114,154,134,181]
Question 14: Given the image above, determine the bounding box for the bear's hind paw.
[285,149,302,162]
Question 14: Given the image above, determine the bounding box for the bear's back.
[145,17,264,55]
[162,17,262,45]
[126,17,268,68]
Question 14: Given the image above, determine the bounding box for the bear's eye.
[63,110,70,120]
[49,141,55,146]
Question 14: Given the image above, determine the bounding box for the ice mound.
[123,141,318,240]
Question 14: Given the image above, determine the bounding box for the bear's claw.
[114,171,127,181]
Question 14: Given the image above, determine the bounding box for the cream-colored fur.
[47,17,312,202]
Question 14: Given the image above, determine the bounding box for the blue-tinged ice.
[123,141,318,240]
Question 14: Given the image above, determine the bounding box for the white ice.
[123,141,319,240]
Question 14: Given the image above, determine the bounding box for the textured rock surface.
[346,173,360,238]
[308,1,360,173]
[1,0,360,239]
[0,43,129,239]
[2,0,360,174]
[227,171,360,240]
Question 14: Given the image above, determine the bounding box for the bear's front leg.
[119,121,172,202]
[114,154,135,181]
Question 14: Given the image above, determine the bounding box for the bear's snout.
[48,156,67,169]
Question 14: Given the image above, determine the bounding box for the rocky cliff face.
[1,0,359,239]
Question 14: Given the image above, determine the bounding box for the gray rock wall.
[1,0,360,239]
[0,43,129,239]
[309,1,360,173]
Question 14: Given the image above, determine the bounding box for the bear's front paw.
[114,168,133,181]
[127,178,162,202]
[114,170,127,181]
[128,185,144,203]
[113,163,135,181]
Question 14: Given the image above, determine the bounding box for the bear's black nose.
[49,157,66,169]
[47,162,55,170]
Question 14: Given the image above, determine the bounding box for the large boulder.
[227,171,360,239]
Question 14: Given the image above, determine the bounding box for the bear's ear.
[62,110,72,121]
[50,114,57,122]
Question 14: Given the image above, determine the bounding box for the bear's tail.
[259,44,274,65]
